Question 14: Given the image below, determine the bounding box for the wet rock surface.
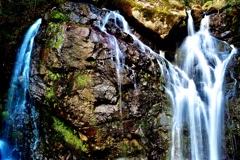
[30,2,171,159]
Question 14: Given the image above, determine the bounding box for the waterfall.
[0,139,11,160]
[168,11,237,160]
[99,9,237,160]
[0,7,235,159]
[1,18,42,159]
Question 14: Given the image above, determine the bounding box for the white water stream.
[99,10,237,160]
[1,18,42,159]
[168,11,237,160]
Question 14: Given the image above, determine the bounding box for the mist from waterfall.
[1,18,42,159]
[99,9,237,160]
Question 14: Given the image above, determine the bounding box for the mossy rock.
[202,0,227,11]
[53,117,88,152]
[45,22,66,51]
[49,10,70,23]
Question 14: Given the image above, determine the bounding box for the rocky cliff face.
[30,2,172,159]
[27,1,240,159]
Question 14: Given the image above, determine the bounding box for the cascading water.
[168,11,237,160]
[1,18,42,159]
[99,9,237,160]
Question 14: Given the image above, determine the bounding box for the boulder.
[30,2,171,159]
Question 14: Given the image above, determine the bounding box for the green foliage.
[53,117,87,152]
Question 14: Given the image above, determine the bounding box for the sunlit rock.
[131,0,186,39]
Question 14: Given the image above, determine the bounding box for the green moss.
[53,117,87,152]
[90,61,96,66]
[202,0,214,8]
[202,0,227,10]
[49,10,70,23]
[44,71,63,102]
[55,36,64,49]
[181,21,186,27]
[46,22,65,51]
[47,71,61,81]
[144,73,151,79]
[121,141,128,155]
[134,0,170,20]
[46,87,55,100]
[76,74,90,89]
[46,22,60,35]
[47,40,54,48]
[159,8,169,14]
[88,120,96,126]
